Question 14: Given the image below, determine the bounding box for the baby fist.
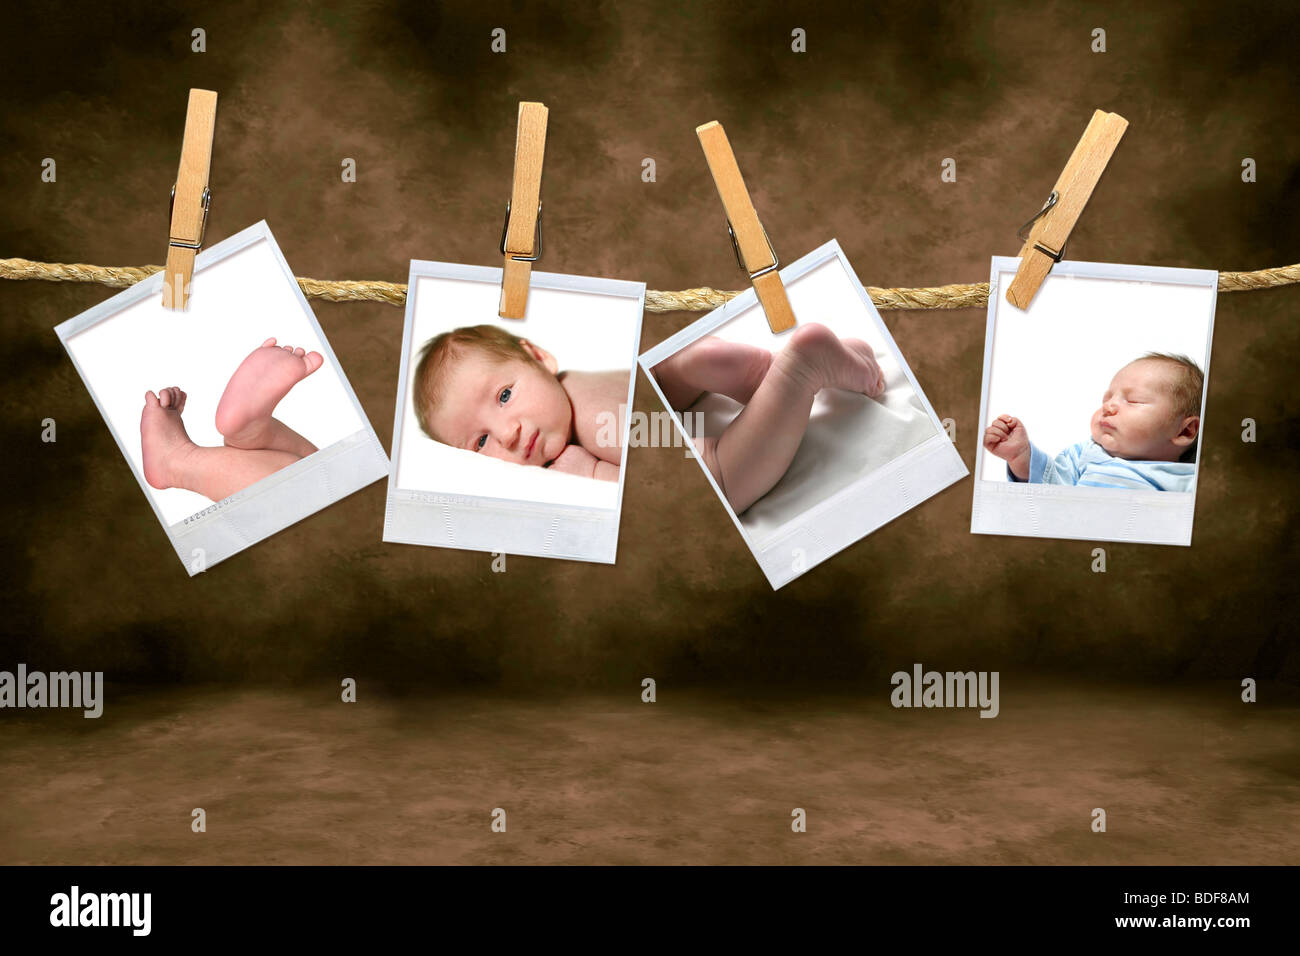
[983,414,1031,477]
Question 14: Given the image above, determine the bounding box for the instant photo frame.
[384,261,645,563]
[639,239,968,590]
[971,257,1218,546]
[54,221,391,575]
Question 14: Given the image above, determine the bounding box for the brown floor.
[1,682,1295,865]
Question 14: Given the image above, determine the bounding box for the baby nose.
[495,421,521,449]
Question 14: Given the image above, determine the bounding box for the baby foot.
[842,338,886,398]
[215,338,323,449]
[141,387,196,490]
[776,323,884,397]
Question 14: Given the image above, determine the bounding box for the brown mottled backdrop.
[0,0,1297,866]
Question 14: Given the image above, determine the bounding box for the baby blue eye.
[499,387,512,404]
[475,435,486,450]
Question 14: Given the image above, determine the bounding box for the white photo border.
[970,256,1218,547]
[53,220,391,576]
[384,261,645,564]
[638,239,968,590]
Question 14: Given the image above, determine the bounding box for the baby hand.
[983,414,1031,480]
[546,444,620,482]
[546,443,600,478]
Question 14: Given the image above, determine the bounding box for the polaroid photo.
[54,221,390,575]
[639,239,967,590]
[972,257,1218,546]
[384,262,645,563]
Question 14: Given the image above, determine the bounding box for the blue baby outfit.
[1008,439,1195,492]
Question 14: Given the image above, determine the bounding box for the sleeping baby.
[983,352,1203,491]
[413,324,628,481]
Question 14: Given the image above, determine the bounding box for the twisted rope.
[2,257,1297,312]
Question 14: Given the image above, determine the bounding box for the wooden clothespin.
[163,89,218,311]
[499,102,548,319]
[696,121,796,333]
[1006,109,1128,310]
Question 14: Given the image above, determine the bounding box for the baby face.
[1089,359,1195,462]
[425,343,573,466]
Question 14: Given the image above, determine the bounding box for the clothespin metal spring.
[726,220,778,281]
[1015,190,1064,262]
[168,184,211,251]
[500,200,542,262]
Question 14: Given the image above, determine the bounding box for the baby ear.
[1173,415,1200,447]
[519,339,559,375]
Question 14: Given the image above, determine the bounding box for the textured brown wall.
[2,0,1297,690]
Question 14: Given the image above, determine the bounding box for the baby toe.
[304,351,324,374]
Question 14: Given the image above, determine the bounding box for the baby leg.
[215,339,322,457]
[701,323,883,513]
[142,388,304,502]
[651,337,773,410]
[231,416,318,458]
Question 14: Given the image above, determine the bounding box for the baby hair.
[1135,352,1204,421]
[1136,352,1204,462]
